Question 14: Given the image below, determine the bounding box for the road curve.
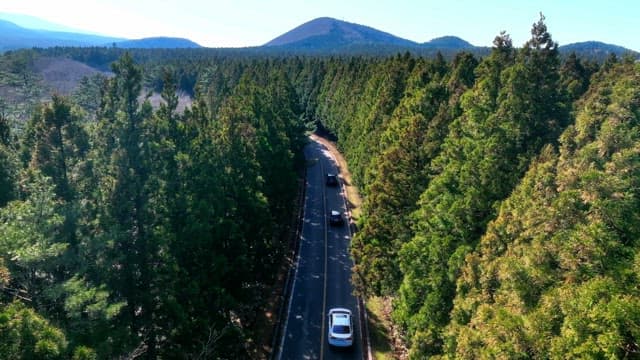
[277,139,363,360]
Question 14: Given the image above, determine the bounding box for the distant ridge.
[113,37,201,49]
[0,12,95,34]
[0,19,125,51]
[264,17,418,49]
[0,15,201,51]
[559,41,639,60]
[1,13,638,61]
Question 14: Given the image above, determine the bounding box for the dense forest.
[0,53,307,358]
[1,15,640,359]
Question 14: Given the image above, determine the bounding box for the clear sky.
[1,0,638,51]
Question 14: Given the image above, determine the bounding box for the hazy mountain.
[0,15,200,51]
[0,19,124,51]
[0,12,96,34]
[559,41,639,60]
[113,37,202,49]
[264,17,418,49]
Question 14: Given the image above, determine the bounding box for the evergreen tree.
[0,302,68,359]
[0,173,66,305]
[0,137,15,207]
[560,52,591,103]
[88,53,166,357]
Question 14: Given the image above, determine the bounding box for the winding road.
[276,139,364,359]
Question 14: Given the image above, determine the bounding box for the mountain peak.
[264,17,417,48]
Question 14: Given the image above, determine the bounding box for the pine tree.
[89,53,164,357]
[560,52,591,103]
[0,302,68,359]
[0,136,15,207]
[25,95,89,202]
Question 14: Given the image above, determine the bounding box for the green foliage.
[447,60,640,358]
[60,275,125,353]
[0,173,66,281]
[353,53,478,296]
[72,346,97,360]
[391,17,575,356]
[72,74,108,118]
[560,52,593,104]
[22,95,89,201]
[549,279,640,359]
[0,301,68,359]
[0,98,17,206]
[0,143,17,206]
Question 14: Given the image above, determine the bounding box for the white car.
[327,308,354,347]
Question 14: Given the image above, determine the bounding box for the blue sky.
[1,0,638,50]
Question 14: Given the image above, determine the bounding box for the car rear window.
[332,325,351,334]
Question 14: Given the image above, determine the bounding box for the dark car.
[329,210,344,226]
[326,173,338,187]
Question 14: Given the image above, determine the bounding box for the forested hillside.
[1,14,639,359]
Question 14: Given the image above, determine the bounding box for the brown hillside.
[34,57,106,95]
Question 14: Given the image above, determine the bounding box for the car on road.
[328,308,354,347]
[326,173,339,187]
[329,210,344,226]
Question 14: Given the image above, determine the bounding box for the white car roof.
[331,210,341,216]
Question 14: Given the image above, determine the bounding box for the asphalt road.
[277,139,363,360]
